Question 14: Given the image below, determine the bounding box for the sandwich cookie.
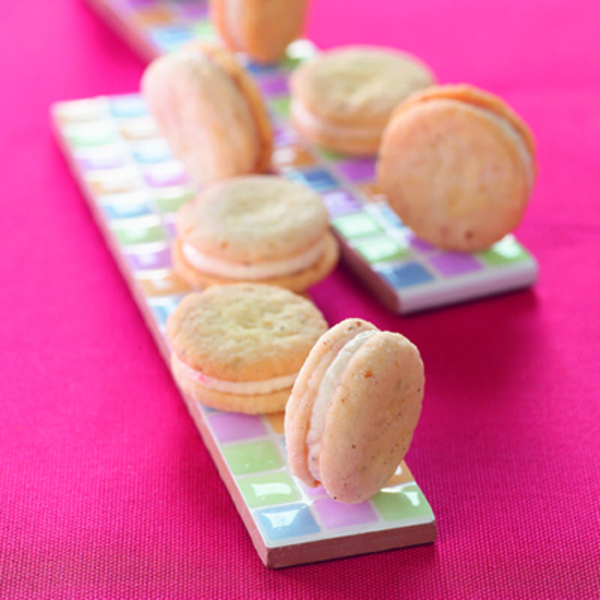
[211,0,310,65]
[285,318,424,504]
[172,175,339,293]
[377,84,537,252]
[141,41,272,185]
[166,284,328,414]
[290,46,435,156]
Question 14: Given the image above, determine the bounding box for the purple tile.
[176,2,209,18]
[335,158,376,183]
[145,166,189,188]
[321,189,363,217]
[208,412,267,443]
[257,75,289,97]
[429,252,483,276]
[313,497,378,529]
[78,154,129,171]
[273,123,299,147]
[301,482,328,499]
[126,247,172,271]
[409,236,437,253]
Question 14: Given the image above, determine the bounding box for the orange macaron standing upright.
[377,84,537,252]
[141,41,272,185]
[211,0,310,64]
[290,46,436,156]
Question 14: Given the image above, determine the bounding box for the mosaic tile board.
[84,0,539,314]
[52,95,437,568]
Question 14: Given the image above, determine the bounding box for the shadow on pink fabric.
[1,0,599,598]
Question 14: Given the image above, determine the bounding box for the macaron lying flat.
[290,46,435,156]
[211,0,309,64]
[141,41,272,185]
[377,84,537,252]
[167,284,328,414]
[172,175,339,293]
[285,319,424,504]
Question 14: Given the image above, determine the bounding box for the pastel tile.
[478,235,531,266]
[372,484,434,522]
[55,99,108,124]
[375,205,404,228]
[257,74,289,98]
[136,271,193,297]
[144,162,189,187]
[318,148,345,162]
[334,157,376,183]
[377,262,435,288]
[272,122,300,147]
[271,145,317,172]
[87,168,141,195]
[314,497,378,529]
[102,201,152,220]
[208,412,267,443]
[133,6,175,26]
[356,182,387,203]
[176,2,209,19]
[97,190,151,206]
[65,122,120,148]
[332,212,383,239]
[257,503,320,540]
[409,236,437,253]
[150,25,196,51]
[119,117,160,141]
[223,440,282,475]
[238,472,300,508]
[352,236,410,264]
[126,246,172,271]
[429,252,483,276]
[321,189,363,217]
[148,296,182,327]
[266,412,285,435]
[109,95,149,119]
[191,19,217,41]
[132,140,173,164]
[301,482,328,499]
[112,222,166,246]
[281,39,317,70]
[78,153,130,171]
[269,96,291,119]
[153,186,196,213]
[286,168,339,192]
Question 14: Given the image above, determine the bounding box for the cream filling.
[291,98,384,140]
[181,238,326,280]
[305,330,378,482]
[175,354,297,395]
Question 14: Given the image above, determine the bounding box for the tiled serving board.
[84,0,539,314]
[52,94,437,568]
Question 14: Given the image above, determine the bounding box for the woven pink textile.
[1,0,599,597]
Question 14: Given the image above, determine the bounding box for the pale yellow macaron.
[290,46,435,156]
[167,284,328,414]
[285,318,424,504]
[211,0,310,64]
[377,84,537,252]
[141,41,272,185]
[172,175,339,293]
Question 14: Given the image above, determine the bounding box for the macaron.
[211,0,309,65]
[141,41,272,185]
[172,175,339,293]
[285,318,424,504]
[290,46,435,156]
[377,84,537,252]
[166,284,328,414]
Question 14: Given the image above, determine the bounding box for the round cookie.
[211,0,309,65]
[172,175,339,293]
[377,84,537,252]
[285,318,424,504]
[290,46,435,156]
[166,284,328,414]
[141,41,272,185]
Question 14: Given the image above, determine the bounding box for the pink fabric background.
[1,0,599,597]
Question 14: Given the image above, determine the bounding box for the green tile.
[67,128,119,148]
[332,212,384,239]
[281,40,316,70]
[192,20,217,41]
[223,440,282,476]
[269,97,291,118]
[372,484,434,522]
[154,190,194,213]
[478,235,531,266]
[238,472,300,508]
[353,236,410,264]
[113,224,166,246]
[318,148,345,162]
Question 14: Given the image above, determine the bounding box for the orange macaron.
[141,41,272,185]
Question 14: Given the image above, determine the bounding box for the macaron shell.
[171,231,339,293]
[285,319,379,488]
[212,0,309,64]
[177,176,329,262]
[378,94,534,251]
[166,285,328,381]
[171,353,293,414]
[318,332,424,504]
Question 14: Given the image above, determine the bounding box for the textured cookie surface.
[177,176,328,261]
[212,0,309,64]
[166,284,328,382]
[378,84,536,251]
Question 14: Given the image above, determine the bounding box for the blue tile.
[150,26,196,52]
[256,503,320,541]
[285,168,339,192]
[377,262,435,288]
[102,202,152,220]
[109,95,148,119]
[132,143,173,164]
